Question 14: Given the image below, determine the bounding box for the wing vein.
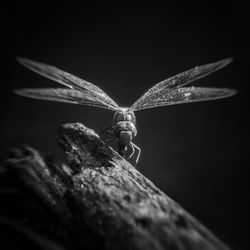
[17,57,119,109]
[14,88,119,111]
[130,58,233,111]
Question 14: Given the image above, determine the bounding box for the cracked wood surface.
[1,123,230,250]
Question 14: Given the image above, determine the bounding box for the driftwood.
[0,123,230,250]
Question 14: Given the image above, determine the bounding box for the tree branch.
[1,123,230,250]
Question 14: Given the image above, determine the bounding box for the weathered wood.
[1,123,230,250]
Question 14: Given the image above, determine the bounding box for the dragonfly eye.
[113,111,136,124]
[113,112,124,123]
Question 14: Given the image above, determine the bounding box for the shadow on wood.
[0,123,230,250]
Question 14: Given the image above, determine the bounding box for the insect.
[15,57,237,164]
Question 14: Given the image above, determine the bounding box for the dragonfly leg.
[100,126,114,137]
[100,126,116,142]
[105,136,116,142]
[100,126,121,157]
[128,142,135,159]
[131,142,141,164]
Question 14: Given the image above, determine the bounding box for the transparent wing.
[14,88,119,111]
[130,58,233,111]
[130,87,237,111]
[17,57,119,109]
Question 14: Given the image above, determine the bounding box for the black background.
[1,2,249,249]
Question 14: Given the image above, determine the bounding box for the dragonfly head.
[114,120,137,144]
[113,108,136,125]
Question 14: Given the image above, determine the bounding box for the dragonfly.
[14,57,237,164]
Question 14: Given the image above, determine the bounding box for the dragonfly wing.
[17,57,119,109]
[14,88,119,111]
[131,87,237,111]
[130,58,233,111]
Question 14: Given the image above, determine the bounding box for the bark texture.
[0,123,230,250]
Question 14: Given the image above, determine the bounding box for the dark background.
[1,2,249,249]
